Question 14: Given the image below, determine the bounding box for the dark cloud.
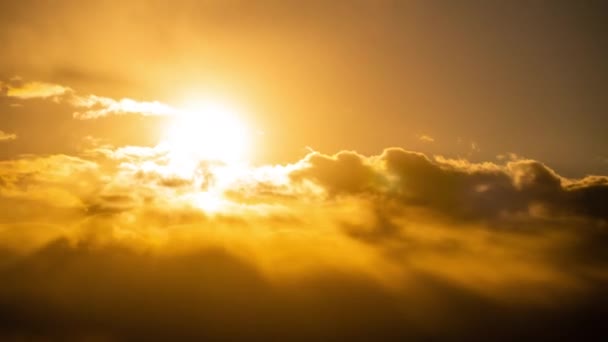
[292,148,608,222]
[290,151,381,195]
[0,239,607,341]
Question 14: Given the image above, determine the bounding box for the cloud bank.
[1,143,607,340]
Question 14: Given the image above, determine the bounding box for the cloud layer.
[1,143,607,340]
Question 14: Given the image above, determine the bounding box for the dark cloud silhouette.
[291,151,381,195]
[0,238,607,341]
[292,148,608,222]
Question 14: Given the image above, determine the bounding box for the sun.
[157,98,253,213]
[163,99,251,170]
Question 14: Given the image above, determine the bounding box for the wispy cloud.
[0,130,17,142]
[70,94,178,119]
[417,134,435,143]
[2,78,177,119]
[1,79,72,99]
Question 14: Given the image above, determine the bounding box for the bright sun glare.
[163,99,251,172]
[158,98,253,213]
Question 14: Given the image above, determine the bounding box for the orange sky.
[1,1,608,341]
[1,1,607,175]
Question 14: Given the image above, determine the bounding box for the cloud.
[291,148,608,222]
[70,94,177,119]
[0,130,17,142]
[417,134,435,142]
[290,150,381,195]
[0,146,607,340]
[2,78,177,119]
[1,79,72,99]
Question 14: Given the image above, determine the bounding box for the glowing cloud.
[2,80,71,99]
[71,95,178,119]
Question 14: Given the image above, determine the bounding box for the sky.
[1,1,608,341]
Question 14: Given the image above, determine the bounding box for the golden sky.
[1,1,608,341]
